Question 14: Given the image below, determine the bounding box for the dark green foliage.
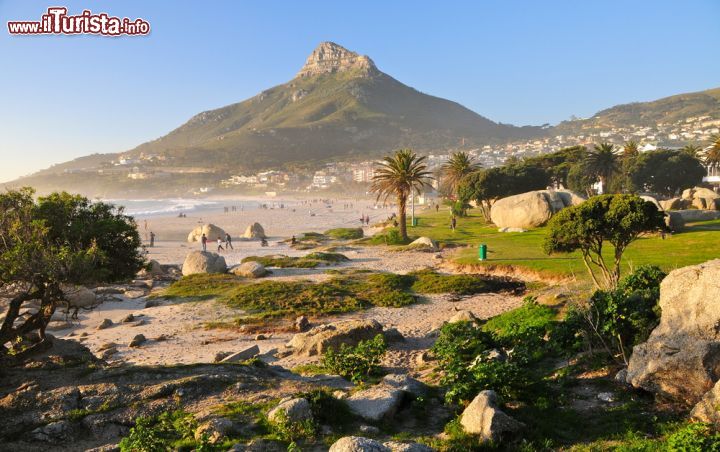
[322,334,387,383]
[0,188,144,355]
[629,149,706,197]
[577,265,666,363]
[119,410,211,452]
[323,228,364,240]
[544,194,665,289]
[35,191,144,282]
[522,145,588,188]
[303,252,350,263]
[566,162,598,196]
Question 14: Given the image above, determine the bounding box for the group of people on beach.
[359,214,371,226]
[200,233,234,252]
[199,232,267,252]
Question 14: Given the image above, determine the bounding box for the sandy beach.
[40,198,523,375]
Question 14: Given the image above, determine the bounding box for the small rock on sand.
[97,319,113,330]
[129,334,146,348]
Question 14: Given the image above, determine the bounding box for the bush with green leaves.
[572,265,666,364]
[119,410,212,452]
[665,422,720,451]
[324,227,364,240]
[432,298,560,404]
[322,334,387,383]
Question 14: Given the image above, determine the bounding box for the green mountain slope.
[126,42,541,168]
[554,87,720,133]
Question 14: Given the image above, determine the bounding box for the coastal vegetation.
[0,188,143,358]
[161,269,522,321]
[241,252,349,268]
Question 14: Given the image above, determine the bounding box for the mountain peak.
[296,41,377,78]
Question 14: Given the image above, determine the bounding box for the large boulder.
[60,285,97,309]
[187,224,227,243]
[659,197,688,211]
[625,259,720,406]
[287,319,384,357]
[490,190,585,230]
[243,222,266,239]
[346,386,405,421]
[330,437,389,452]
[230,261,268,278]
[267,398,313,425]
[683,187,720,200]
[460,390,524,442]
[408,237,438,251]
[639,195,663,212]
[182,251,227,276]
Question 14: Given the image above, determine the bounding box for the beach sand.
[43,200,523,374]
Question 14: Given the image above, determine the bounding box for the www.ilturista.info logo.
[7,7,150,36]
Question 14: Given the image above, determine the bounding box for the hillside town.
[95,114,720,194]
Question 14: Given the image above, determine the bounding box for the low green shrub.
[242,252,349,268]
[365,228,411,245]
[571,265,666,363]
[159,273,240,300]
[119,410,213,452]
[322,334,387,383]
[324,227,364,240]
[665,422,720,450]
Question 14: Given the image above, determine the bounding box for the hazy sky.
[1,0,719,182]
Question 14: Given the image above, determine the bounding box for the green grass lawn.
[410,210,720,284]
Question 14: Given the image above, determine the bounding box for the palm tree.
[681,143,703,159]
[371,149,433,241]
[622,140,639,158]
[585,142,620,193]
[706,134,720,167]
[440,151,481,198]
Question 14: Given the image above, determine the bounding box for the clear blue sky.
[1,0,719,182]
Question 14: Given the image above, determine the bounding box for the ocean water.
[105,198,292,217]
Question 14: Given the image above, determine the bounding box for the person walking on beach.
[201,233,207,251]
[436,204,440,213]
[451,216,457,231]
[225,233,233,250]
[217,236,224,252]
[149,231,155,247]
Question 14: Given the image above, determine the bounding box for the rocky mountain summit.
[296,41,377,78]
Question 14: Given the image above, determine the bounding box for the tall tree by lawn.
[0,188,144,359]
[371,149,433,241]
[585,142,620,193]
[440,151,481,199]
[543,194,665,289]
[629,149,706,197]
[681,143,703,159]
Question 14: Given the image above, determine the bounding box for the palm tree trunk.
[398,193,408,241]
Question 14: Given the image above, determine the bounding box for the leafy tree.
[458,164,550,221]
[518,146,587,188]
[0,188,144,358]
[440,151,481,199]
[584,142,620,193]
[322,334,387,384]
[370,149,433,241]
[566,163,598,197]
[629,149,705,197]
[543,194,665,289]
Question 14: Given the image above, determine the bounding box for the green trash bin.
[479,244,487,261]
[412,217,418,227]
